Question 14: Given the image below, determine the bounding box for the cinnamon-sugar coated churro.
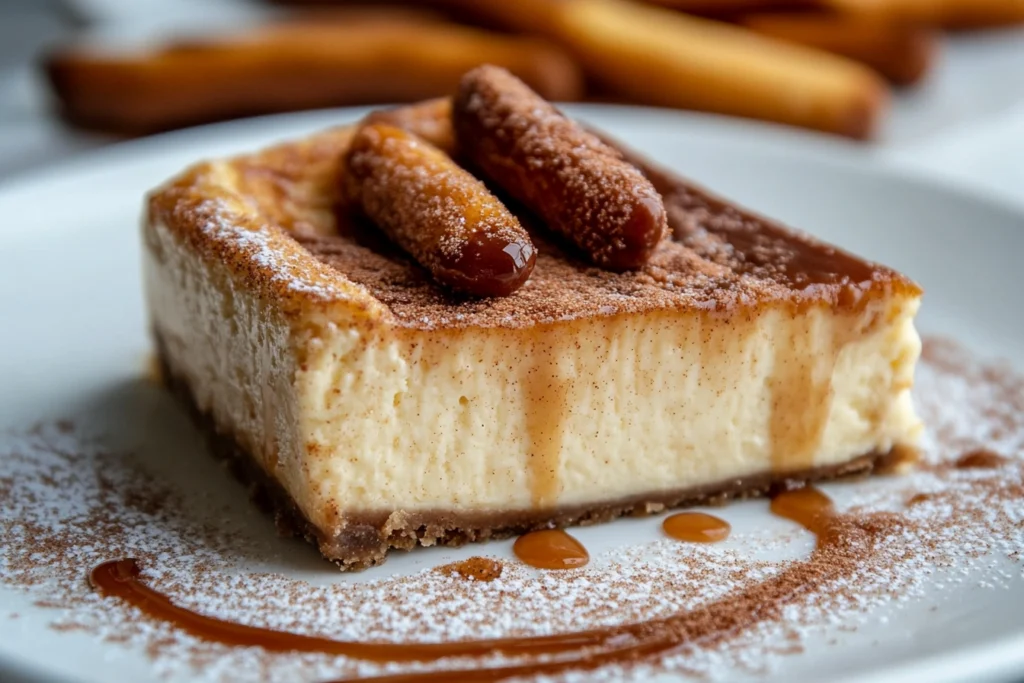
[344,123,536,297]
[363,98,456,155]
[45,11,582,134]
[454,65,666,271]
[821,0,1024,29]
[644,0,819,13]
[531,0,888,139]
[741,13,939,85]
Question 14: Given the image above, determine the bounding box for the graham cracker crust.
[157,342,896,571]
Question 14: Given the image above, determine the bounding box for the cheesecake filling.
[295,297,921,524]
[147,212,919,539]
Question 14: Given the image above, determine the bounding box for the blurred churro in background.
[819,0,1024,29]
[643,0,820,14]
[739,13,939,85]
[40,0,1024,139]
[45,9,581,134]
[493,0,888,139]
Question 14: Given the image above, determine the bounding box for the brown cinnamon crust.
[147,99,919,333]
[158,333,898,571]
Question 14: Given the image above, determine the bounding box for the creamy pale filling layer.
[296,300,920,520]
[146,223,921,535]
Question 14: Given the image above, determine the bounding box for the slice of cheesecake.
[143,102,921,570]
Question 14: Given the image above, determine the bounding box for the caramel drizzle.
[523,344,568,507]
[954,449,1008,469]
[90,486,847,683]
[662,512,731,543]
[767,320,842,473]
[513,529,589,569]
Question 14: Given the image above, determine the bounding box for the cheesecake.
[144,90,921,570]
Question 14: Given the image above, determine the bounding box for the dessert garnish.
[82,485,871,682]
[770,486,834,544]
[454,64,667,270]
[954,448,1008,469]
[662,511,731,543]
[344,122,536,297]
[437,557,504,582]
[512,529,590,570]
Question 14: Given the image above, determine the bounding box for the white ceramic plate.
[0,106,1022,683]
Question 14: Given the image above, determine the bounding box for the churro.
[343,122,536,297]
[444,0,888,139]
[363,98,456,156]
[454,65,666,271]
[644,0,819,14]
[741,13,939,85]
[45,11,583,134]
[821,0,1024,29]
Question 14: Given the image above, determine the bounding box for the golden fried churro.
[343,122,536,297]
[741,13,939,85]
[45,11,583,134]
[644,0,819,14]
[454,65,667,271]
[544,0,888,140]
[821,0,1024,29]
[363,98,456,155]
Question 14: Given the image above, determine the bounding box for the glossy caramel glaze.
[437,557,504,582]
[523,346,569,507]
[662,512,731,543]
[955,449,1008,469]
[512,529,590,569]
[770,486,834,543]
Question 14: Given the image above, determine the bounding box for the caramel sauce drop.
[770,486,835,542]
[662,512,731,543]
[875,444,921,475]
[955,449,1008,469]
[907,492,934,506]
[437,557,503,582]
[512,529,589,570]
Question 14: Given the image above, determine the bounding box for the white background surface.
[1,104,1024,683]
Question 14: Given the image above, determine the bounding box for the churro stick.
[417,0,565,33]
[344,123,536,297]
[454,65,667,271]
[740,13,939,85]
[541,0,888,140]
[45,11,583,134]
[643,0,820,14]
[363,98,456,155]
[820,0,1024,29]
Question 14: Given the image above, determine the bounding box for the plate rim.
[0,103,1022,683]
[1,103,1023,221]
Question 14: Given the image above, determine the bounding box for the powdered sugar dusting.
[180,190,356,302]
[1,337,1022,681]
